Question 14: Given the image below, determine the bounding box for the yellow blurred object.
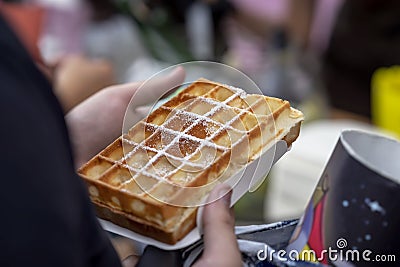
[371,66,400,138]
[298,244,318,262]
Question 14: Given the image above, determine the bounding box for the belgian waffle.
[78,79,304,244]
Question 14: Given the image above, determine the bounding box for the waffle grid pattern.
[77,79,303,244]
[79,81,274,205]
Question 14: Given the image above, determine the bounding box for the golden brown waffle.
[78,79,304,244]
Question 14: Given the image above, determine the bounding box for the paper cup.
[286,130,400,266]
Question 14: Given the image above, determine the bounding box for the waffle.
[78,79,304,244]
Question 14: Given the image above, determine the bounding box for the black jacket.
[0,16,121,267]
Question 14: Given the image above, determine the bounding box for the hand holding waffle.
[65,67,241,262]
[78,78,303,244]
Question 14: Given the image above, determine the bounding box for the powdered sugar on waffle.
[120,83,268,188]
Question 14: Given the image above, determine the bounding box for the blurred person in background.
[288,0,400,121]
[52,0,150,110]
[83,0,149,82]
[321,0,400,121]
[36,0,148,83]
[222,0,315,107]
[222,0,400,122]
[2,0,150,111]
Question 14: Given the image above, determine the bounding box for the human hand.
[193,183,242,267]
[65,66,185,168]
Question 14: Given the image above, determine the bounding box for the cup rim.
[340,129,400,185]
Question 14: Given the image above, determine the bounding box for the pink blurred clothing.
[31,0,89,63]
[309,0,344,54]
[229,0,289,24]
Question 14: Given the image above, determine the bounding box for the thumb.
[135,106,151,118]
[194,184,241,267]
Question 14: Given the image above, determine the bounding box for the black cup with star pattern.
[287,130,400,266]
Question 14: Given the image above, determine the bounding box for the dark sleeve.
[0,16,121,267]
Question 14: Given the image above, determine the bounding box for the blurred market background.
[1,0,399,231]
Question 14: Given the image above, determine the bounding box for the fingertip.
[135,106,151,117]
[171,65,185,75]
[207,183,232,207]
[202,183,234,229]
[168,66,186,83]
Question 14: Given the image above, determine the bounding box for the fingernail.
[218,185,232,208]
[169,66,182,75]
